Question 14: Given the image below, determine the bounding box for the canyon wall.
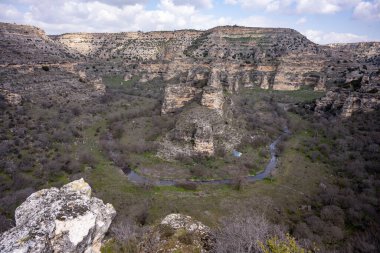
[0,23,105,105]
[1,22,379,157]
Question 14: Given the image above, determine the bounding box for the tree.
[214,213,285,253]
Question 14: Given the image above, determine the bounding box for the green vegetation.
[223,36,256,42]
[242,87,325,104]
[2,70,378,252]
[259,234,311,253]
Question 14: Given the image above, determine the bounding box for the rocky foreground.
[0,179,116,253]
[0,179,215,253]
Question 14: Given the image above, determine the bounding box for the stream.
[126,127,291,186]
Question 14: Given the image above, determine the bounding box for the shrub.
[214,212,285,253]
[259,234,310,253]
[42,65,49,71]
[178,231,194,245]
[320,205,345,227]
[175,182,197,191]
[78,151,96,167]
[159,224,175,239]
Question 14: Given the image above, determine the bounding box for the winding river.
[126,127,291,186]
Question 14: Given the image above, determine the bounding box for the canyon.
[8,22,378,157]
[1,22,380,252]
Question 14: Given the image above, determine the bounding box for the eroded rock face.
[194,123,215,156]
[0,179,116,253]
[201,86,224,113]
[139,213,214,253]
[161,84,198,114]
[315,68,380,117]
[315,88,380,118]
[158,106,242,159]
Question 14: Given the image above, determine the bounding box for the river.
[126,127,291,186]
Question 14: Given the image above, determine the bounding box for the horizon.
[0,0,379,45]
[3,21,380,46]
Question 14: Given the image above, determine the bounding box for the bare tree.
[110,216,140,243]
[214,212,285,253]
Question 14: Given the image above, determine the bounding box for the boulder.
[139,213,214,253]
[0,89,22,106]
[0,179,116,253]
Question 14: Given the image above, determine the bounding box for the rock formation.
[0,89,22,106]
[139,213,214,253]
[315,68,380,117]
[0,179,116,253]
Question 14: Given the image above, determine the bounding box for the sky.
[0,0,379,44]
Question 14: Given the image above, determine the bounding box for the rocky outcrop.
[193,123,215,155]
[315,88,380,118]
[159,105,242,159]
[51,30,202,61]
[0,179,116,253]
[0,89,22,106]
[139,213,214,253]
[200,86,224,113]
[161,84,198,114]
[273,53,327,90]
[315,67,380,117]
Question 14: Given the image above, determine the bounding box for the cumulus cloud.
[225,0,362,14]
[0,0,272,34]
[224,0,293,12]
[296,0,360,14]
[304,29,368,44]
[353,0,380,20]
[173,0,214,9]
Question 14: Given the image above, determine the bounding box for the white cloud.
[296,17,307,24]
[296,0,360,14]
[173,0,213,9]
[225,0,361,14]
[224,0,293,12]
[353,0,380,20]
[0,0,271,34]
[304,29,368,44]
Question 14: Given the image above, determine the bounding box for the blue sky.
[0,0,379,44]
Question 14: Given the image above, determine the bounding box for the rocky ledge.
[0,179,116,253]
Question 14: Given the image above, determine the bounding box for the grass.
[103,75,139,89]
[81,77,331,252]
[243,87,325,104]
[223,36,256,42]
[83,108,328,232]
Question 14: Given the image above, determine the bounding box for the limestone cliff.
[0,22,80,65]
[315,60,380,117]
[0,23,106,104]
[0,179,116,253]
